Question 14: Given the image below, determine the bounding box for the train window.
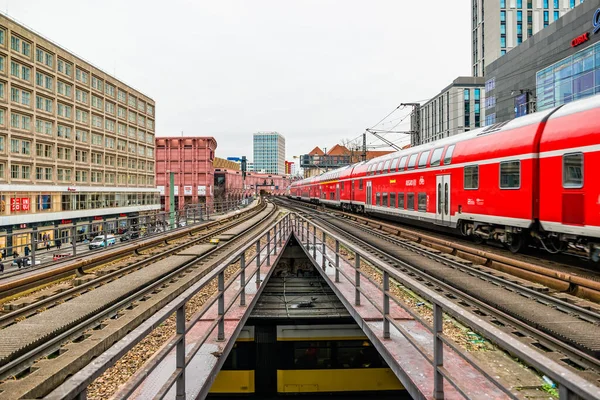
[390,157,399,171]
[359,179,363,190]
[377,162,384,174]
[407,154,418,169]
[375,192,381,206]
[291,342,333,369]
[382,193,388,207]
[398,192,404,208]
[443,144,456,165]
[430,147,444,167]
[418,193,427,211]
[341,182,344,190]
[407,193,415,210]
[464,165,479,189]
[500,160,520,189]
[330,193,334,200]
[383,160,391,173]
[563,153,583,188]
[390,193,396,208]
[221,342,255,370]
[399,156,408,170]
[418,150,430,168]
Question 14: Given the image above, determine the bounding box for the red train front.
[289,95,600,260]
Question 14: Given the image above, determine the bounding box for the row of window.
[375,191,426,212]
[1,32,154,116]
[367,145,456,176]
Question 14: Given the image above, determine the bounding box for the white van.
[88,234,117,250]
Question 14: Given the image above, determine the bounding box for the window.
[92,133,103,146]
[147,104,154,115]
[398,156,407,170]
[91,76,104,92]
[10,113,31,130]
[554,10,559,21]
[36,47,53,67]
[500,11,506,22]
[91,95,103,109]
[92,114,103,128]
[147,119,154,130]
[11,164,30,180]
[501,0,506,7]
[377,161,384,174]
[105,101,116,115]
[11,61,31,81]
[407,154,418,169]
[390,192,396,208]
[11,87,31,106]
[118,106,127,119]
[418,193,427,212]
[105,119,115,132]
[137,99,146,112]
[443,145,455,165]
[375,192,380,206]
[76,68,89,84]
[407,193,415,210]
[76,129,88,143]
[57,125,72,139]
[381,192,388,207]
[57,168,72,182]
[57,81,72,97]
[383,160,391,173]
[128,95,137,108]
[517,0,522,7]
[57,59,73,76]
[35,95,53,113]
[500,160,520,189]
[430,148,443,167]
[138,130,145,142]
[35,119,53,135]
[390,158,399,171]
[105,83,115,98]
[76,109,89,124]
[418,150,430,168]
[464,166,479,189]
[128,110,136,123]
[57,103,72,119]
[563,153,583,188]
[396,192,404,208]
[118,89,127,103]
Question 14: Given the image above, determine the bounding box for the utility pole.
[402,103,421,146]
[362,132,367,162]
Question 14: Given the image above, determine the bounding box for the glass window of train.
[398,192,404,208]
[383,160,391,173]
[359,179,363,190]
[464,165,479,189]
[382,192,388,207]
[430,147,444,167]
[390,157,399,171]
[341,181,344,190]
[292,341,333,369]
[337,340,384,368]
[418,193,427,211]
[390,192,396,208]
[407,154,418,169]
[399,156,408,170]
[418,150,431,168]
[407,193,415,210]
[377,161,384,174]
[443,144,456,165]
[563,153,583,188]
[500,160,520,189]
[376,192,381,206]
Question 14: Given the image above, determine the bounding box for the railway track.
[0,201,281,398]
[0,204,262,301]
[276,198,600,384]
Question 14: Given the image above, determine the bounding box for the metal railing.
[46,213,292,400]
[293,214,600,400]
[0,199,249,272]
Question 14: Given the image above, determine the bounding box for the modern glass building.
[484,1,600,124]
[252,132,285,175]
[536,40,600,110]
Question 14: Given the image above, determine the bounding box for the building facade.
[413,77,485,145]
[155,137,216,212]
[253,131,285,175]
[214,168,290,203]
[0,13,158,254]
[485,2,600,124]
[472,0,583,77]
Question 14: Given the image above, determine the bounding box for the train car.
[208,324,404,396]
[291,95,600,259]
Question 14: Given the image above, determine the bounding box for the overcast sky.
[5,0,470,162]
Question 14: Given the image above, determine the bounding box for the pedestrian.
[56,238,62,250]
[0,261,4,274]
[24,245,30,257]
[0,248,5,260]
[46,241,51,252]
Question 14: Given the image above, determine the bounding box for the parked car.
[120,231,140,242]
[89,234,117,250]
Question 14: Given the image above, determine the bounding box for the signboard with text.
[184,186,193,195]
[198,186,206,196]
[10,198,30,212]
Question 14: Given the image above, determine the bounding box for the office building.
[472,0,584,77]
[413,77,485,145]
[0,13,158,254]
[485,2,600,124]
[155,137,217,212]
[253,131,285,175]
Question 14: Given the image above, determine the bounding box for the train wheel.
[507,233,524,253]
[472,235,485,245]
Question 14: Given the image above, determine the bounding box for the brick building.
[155,137,216,212]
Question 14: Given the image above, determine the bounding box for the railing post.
[305,221,309,248]
[266,231,271,266]
[335,240,340,283]
[383,271,390,339]
[71,226,77,257]
[240,253,246,306]
[433,303,444,399]
[355,253,360,306]
[102,221,107,248]
[312,225,317,260]
[30,231,36,268]
[218,271,225,341]
[176,304,186,400]
[256,240,261,283]
[273,224,278,255]
[321,231,326,268]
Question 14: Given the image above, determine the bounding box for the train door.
[351,180,355,202]
[366,181,372,207]
[435,175,451,226]
[254,325,277,394]
[336,184,340,201]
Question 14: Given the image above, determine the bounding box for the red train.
[290,96,600,260]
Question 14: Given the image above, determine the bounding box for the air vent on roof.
[477,121,510,136]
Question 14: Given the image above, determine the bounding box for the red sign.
[61,219,73,224]
[94,216,103,221]
[10,198,30,212]
[571,32,590,48]
[67,187,77,192]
